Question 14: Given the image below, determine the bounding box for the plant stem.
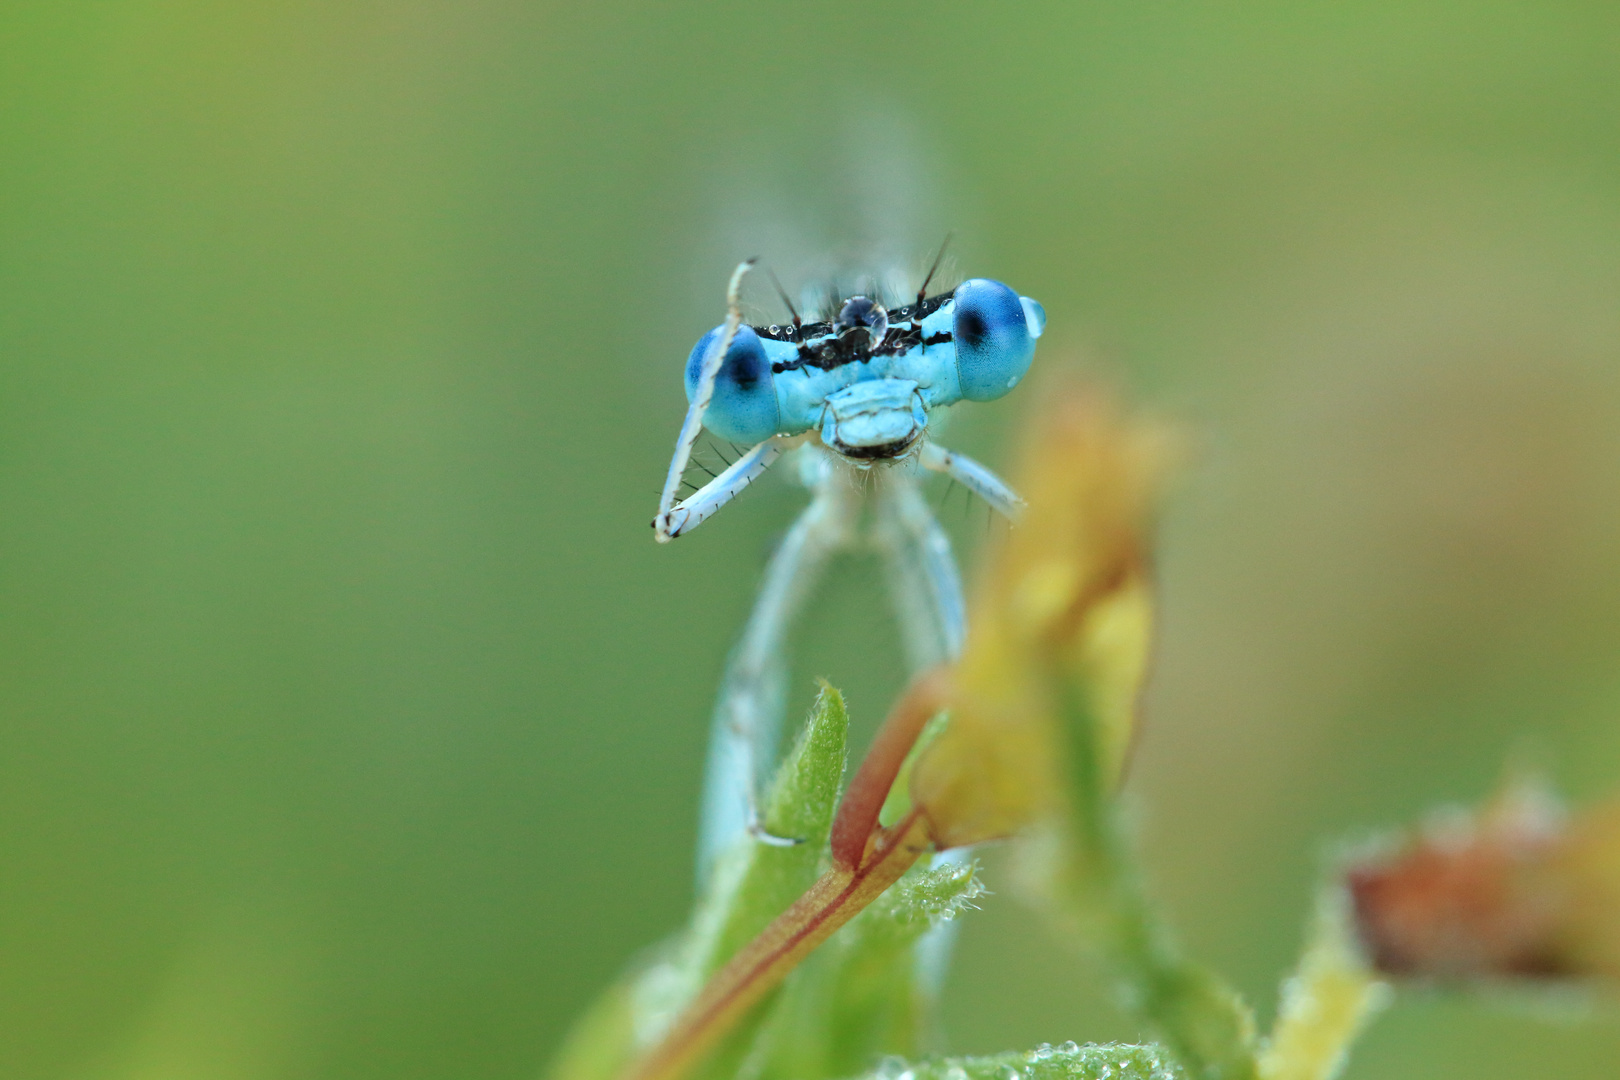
[830,669,949,869]
[619,813,932,1080]
[1258,895,1388,1080]
[1051,666,1259,1080]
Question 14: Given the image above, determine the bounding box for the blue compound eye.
[952,279,1044,402]
[684,325,780,445]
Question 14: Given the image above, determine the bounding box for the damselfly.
[654,257,1045,876]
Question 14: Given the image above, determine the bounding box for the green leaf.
[681,683,851,1080]
[545,685,850,1080]
[854,858,985,941]
[544,972,636,1080]
[700,680,850,976]
[746,860,985,1080]
[850,1043,1186,1080]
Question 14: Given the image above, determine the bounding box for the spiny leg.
[655,259,755,543]
[696,449,858,884]
[656,436,788,540]
[918,441,1024,521]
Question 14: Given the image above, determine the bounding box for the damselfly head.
[678,265,1045,467]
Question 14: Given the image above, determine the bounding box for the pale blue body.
[646,262,1046,1037]
[655,267,1046,882]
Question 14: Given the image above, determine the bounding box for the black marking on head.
[755,291,954,344]
[761,289,957,375]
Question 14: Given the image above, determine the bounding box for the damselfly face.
[654,261,1041,542]
[684,278,1046,461]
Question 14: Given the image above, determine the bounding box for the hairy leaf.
[853,1043,1186,1080]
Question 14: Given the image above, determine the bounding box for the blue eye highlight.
[685,325,781,445]
[952,278,1040,402]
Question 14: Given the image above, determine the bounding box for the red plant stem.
[619,811,932,1080]
[828,666,951,869]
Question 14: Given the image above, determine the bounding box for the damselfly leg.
[874,469,967,672]
[918,441,1025,520]
[695,447,856,879]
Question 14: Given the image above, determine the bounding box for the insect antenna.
[916,232,953,310]
[765,267,804,342]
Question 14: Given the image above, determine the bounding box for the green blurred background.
[6,2,1620,1077]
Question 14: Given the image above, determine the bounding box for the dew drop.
[837,296,889,349]
[1020,297,1046,339]
[1058,1041,1078,1054]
